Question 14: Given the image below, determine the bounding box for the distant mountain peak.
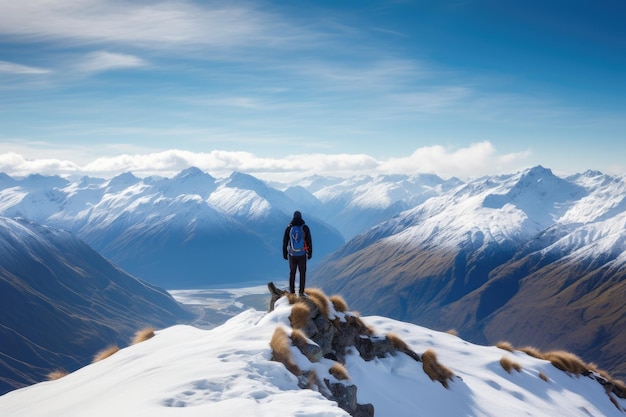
[174,167,213,181]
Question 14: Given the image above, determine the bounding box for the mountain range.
[312,166,626,381]
[0,217,192,394]
[0,165,624,382]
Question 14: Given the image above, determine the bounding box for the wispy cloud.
[0,0,309,51]
[77,51,147,73]
[0,61,51,75]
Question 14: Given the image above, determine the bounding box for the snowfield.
[1,296,623,417]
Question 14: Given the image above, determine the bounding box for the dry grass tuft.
[305,288,330,318]
[329,294,348,313]
[290,328,309,349]
[445,329,458,337]
[543,350,589,375]
[290,303,311,330]
[500,356,522,374]
[422,349,454,388]
[286,292,298,304]
[539,372,549,382]
[131,327,155,345]
[270,327,301,376]
[519,346,545,360]
[329,363,350,381]
[496,341,514,352]
[93,345,120,363]
[347,315,375,336]
[386,332,409,351]
[47,369,69,380]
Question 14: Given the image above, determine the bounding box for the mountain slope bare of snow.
[0,217,192,394]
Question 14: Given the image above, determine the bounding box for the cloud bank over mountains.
[0,141,531,181]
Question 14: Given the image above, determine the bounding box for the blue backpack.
[288,225,307,256]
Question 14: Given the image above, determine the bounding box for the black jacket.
[283,217,312,259]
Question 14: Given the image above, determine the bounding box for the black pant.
[289,255,307,294]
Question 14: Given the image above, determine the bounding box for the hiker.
[282,211,313,296]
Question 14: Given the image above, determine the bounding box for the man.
[282,211,313,296]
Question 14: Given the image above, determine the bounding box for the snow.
[1,291,623,417]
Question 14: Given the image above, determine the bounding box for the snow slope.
[1,296,623,417]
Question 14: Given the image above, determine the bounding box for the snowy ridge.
[1,294,624,417]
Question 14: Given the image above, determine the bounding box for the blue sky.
[0,0,624,181]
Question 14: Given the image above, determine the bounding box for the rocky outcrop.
[267,283,422,417]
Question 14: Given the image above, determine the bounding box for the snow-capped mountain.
[0,168,345,288]
[284,173,461,239]
[0,217,192,395]
[0,290,624,417]
[313,166,626,382]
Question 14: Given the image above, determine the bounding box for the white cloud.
[0,61,50,75]
[378,141,532,179]
[0,152,80,177]
[77,51,147,73]
[0,143,531,181]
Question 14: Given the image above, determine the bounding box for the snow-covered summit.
[1,290,624,417]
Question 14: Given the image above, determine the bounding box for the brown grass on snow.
[496,341,514,352]
[539,372,549,382]
[386,332,409,351]
[422,349,454,388]
[93,345,120,363]
[543,350,588,375]
[131,327,155,345]
[290,303,311,330]
[500,356,522,374]
[446,329,458,337]
[329,294,348,313]
[329,363,350,381]
[519,346,545,360]
[270,327,301,376]
[305,288,330,318]
[47,369,69,380]
[290,328,309,350]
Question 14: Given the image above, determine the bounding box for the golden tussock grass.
[386,332,409,351]
[286,292,298,304]
[500,356,522,374]
[290,328,309,349]
[496,341,514,352]
[329,363,350,381]
[329,294,348,313]
[270,327,301,376]
[290,303,311,330]
[92,345,120,363]
[305,288,330,318]
[445,329,458,336]
[543,350,588,375]
[131,327,155,345]
[347,315,374,336]
[519,346,545,360]
[543,350,589,375]
[47,369,69,380]
[539,372,549,382]
[422,349,454,388]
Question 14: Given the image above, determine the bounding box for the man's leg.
[297,256,307,295]
[288,255,297,293]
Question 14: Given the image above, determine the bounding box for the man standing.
[283,211,313,296]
